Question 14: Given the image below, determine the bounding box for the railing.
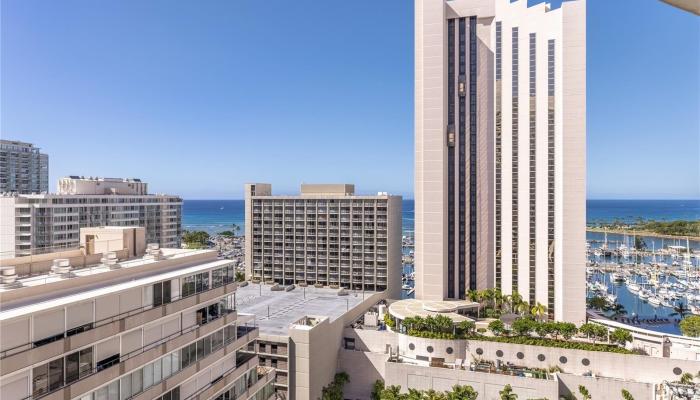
[1,280,237,359]
[31,312,247,400]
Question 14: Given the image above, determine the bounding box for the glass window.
[48,358,64,391]
[162,354,172,379]
[143,363,154,389]
[131,370,142,395]
[66,351,80,384]
[153,358,162,384]
[32,363,49,395]
[153,282,163,307]
[201,273,209,291]
[120,375,131,400]
[80,348,93,378]
[172,351,180,374]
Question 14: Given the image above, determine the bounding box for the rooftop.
[235,283,374,336]
[388,298,479,323]
[0,248,215,316]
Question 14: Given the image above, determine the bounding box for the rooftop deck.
[236,283,374,336]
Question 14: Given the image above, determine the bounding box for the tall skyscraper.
[414,0,586,322]
[0,140,49,194]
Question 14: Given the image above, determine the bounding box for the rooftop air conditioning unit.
[51,259,73,277]
[101,251,121,270]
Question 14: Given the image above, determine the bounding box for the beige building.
[58,177,148,196]
[244,183,402,299]
[0,177,182,259]
[0,140,49,194]
[0,229,276,400]
[414,0,586,323]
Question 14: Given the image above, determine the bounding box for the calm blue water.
[587,199,699,224]
[184,199,698,235]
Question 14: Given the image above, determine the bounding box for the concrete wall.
[558,373,654,400]
[287,292,386,400]
[0,248,130,277]
[384,361,559,400]
[394,333,700,384]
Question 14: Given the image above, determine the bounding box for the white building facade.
[414,0,586,322]
[0,177,182,259]
[0,248,275,400]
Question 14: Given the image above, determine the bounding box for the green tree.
[235,271,245,282]
[512,317,536,336]
[447,385,478,400]
[531,302,548,321]
[488,319,506,336]
[587,296,609,311]
[182,230,211,248]
[231,223,241,236]
[499,384,518,400]
[610,328,633,346]
[558,322,578,340]
[371,380,385,400]
[679,372,694,385]
[580,323,607,344]
[621,389,634,400]
[321,372,349,400]
[458,320,476,335]
[608,303,627,318]
[680,315,700,337]
[671,302,693,319]
[578,385,591,400]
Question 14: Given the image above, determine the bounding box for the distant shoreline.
[586,227,700,242]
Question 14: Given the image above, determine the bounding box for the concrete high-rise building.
[244,183,402,298]
[414,0,586,322]
[0,177,182,259]
[0,232,275,400]
[0,140,49,194]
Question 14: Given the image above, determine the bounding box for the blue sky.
[2,0,698,199]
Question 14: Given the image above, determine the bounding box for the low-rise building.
[0,230,275,400]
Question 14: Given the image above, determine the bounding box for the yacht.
[648,296,662,307]
[627,282,641,293]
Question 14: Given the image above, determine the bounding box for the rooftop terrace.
[236,283,374,336]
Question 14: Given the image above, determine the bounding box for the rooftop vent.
[0,266,21,288]
[51,259,73,277]
[143,243,163,261]
[100,251,121,270]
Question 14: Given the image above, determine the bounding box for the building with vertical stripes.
[414,0,586,323]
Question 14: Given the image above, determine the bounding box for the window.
[343,337,355,350]
[65,347,93,384]
[153,281,172,307]
[32,358,64,396]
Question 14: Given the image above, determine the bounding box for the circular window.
[408,343,415,350]
[446,347,453,354]
[427,346,434,353]
[537,354,545,362]
[559,356,568,364]
[582,358,590,366]
[476,348,484,355]
[673,367,683,376]
[516,352,524,360]
[496,350,504,357]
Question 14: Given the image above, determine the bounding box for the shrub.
[488,320,506,336]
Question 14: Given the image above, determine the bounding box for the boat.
[606,293,617,304]
[648,296,662,306]
[611,272,625,282]
[638,290,650,300]
[627,282,641,293]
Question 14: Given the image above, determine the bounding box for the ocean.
[183,199,698,236]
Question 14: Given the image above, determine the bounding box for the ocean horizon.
[183,198,699,238]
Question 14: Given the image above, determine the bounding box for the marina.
[586,231,700,335]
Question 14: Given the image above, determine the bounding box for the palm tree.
[502,294,513,313]
[679,372,694,385]
[231,223,241,236]
[499,384,518,400]
[609,302,627,318]
[448,385,478,400]
[511,292,524,312]
[493,288,503,310]
[670,302,693,319]
[468,290,483,319]
[516,301,530,316]
[531,302,548,321]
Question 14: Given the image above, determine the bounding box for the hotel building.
[0,177,182,259]
[414,0,586,322]
[244,183,402,299]
[0,140,49,194]
[0,228,275,400]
